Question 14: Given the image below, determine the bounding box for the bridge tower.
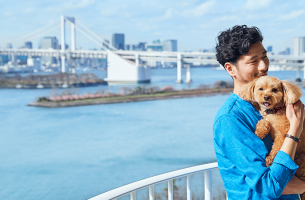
[60,15,76,73]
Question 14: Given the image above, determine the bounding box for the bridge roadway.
[0,48,219,64]
[1,48,305,81]
[1,48,305,64]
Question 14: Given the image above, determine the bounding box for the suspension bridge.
[1,15,305,83]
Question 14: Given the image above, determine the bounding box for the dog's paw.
[255,120,271,139]
[265,156,274,167]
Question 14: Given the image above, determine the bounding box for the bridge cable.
[74,25,106,49]
[15,19,60,42]
[21,25,61,43]
[73,19,117,50]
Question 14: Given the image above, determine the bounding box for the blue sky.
[1,0,305,53]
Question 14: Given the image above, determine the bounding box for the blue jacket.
[213,93,299,200]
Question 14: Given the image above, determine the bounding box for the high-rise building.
[267,46,272,52]
[0,55,8,66]
[112,33,125,50]
[163,40,177,52]
[125,44,130,50]
[293,37,305,56]
[39,37,58,65]
[137,42,146,51]
[24,41,32,49]
[279,48,291,55]
[6,43,12,49]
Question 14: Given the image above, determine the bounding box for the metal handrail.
[88,162,218,200]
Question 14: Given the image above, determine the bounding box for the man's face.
[232,41,269,85]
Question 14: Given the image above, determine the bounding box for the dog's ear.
[282,80,303,105]
[239,80,256,101]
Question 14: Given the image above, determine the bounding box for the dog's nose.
[264,96,270,101]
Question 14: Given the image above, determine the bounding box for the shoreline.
[28,88,233,108]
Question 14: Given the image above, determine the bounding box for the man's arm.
[280,101,304,160]
[283,176,305,195]
[282,101,305,195]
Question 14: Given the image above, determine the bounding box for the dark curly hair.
[216,25,263,67]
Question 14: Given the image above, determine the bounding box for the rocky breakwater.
[28,82,234,108]
[0,73,106,89]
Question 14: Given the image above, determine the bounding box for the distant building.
[16,55,28,65]
[146,39,177,52]
[39,37,58,65]
[278,48,291,55]
[58,44,69,50]
[6,43,12,49]
[24,41,32,49]
[125,44,131,50]
[112,33,125,50]
[163,40,177,52]
[286,48,291,55]
[146,40,163,51]
[267,46,272,52]
[0,55,8,66]
[136,42,146,51]
[293,37,305,56]
[146,43,163,51]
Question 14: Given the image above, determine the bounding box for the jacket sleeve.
[213,114,299,199]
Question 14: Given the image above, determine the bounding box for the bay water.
[0,67,303,200]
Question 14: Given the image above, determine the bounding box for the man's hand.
[282,176,305,195]
[281,100,304,160]
[286,100,304,138]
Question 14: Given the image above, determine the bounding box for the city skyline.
[1,0,305,53]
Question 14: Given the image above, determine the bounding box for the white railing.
[88,162,219,200]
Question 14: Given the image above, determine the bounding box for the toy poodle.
[240,76,305,197]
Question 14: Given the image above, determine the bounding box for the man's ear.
[224,62,236,78]
[281,80,303,105]
[239,81,256,102]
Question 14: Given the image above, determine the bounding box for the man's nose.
[258,59,268,71]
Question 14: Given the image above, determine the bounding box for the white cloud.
[63,0,95,9]
[5,11,13,16]
[182,0,215,17]
[212,15,239,23]
[279,9,305,20]
[23,7,34,14]
[164,8,173,19]
[244,0,273,11]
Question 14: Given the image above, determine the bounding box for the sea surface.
[0,67,304,200]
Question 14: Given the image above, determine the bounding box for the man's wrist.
[288,125,301,137]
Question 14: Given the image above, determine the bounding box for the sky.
[1,0,305,53]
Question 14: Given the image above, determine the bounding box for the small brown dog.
[240,76,305,198]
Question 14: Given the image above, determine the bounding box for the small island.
[28,81,234,108]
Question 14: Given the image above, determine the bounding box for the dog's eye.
[272,88,277,92]
[259,88,263,91]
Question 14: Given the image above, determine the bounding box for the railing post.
[168,179,173,200]
[187,175,192,200]
[204,170,213,200]
[130,191,136,200]
[149,185,154,200]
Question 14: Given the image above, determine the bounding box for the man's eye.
[251,60,257,63]
[272,88,277,92]
[263,56,268,59]
[259,88,263,91]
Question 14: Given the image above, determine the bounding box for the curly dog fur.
[240,76,305,198]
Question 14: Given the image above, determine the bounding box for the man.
[213,25,305,199]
